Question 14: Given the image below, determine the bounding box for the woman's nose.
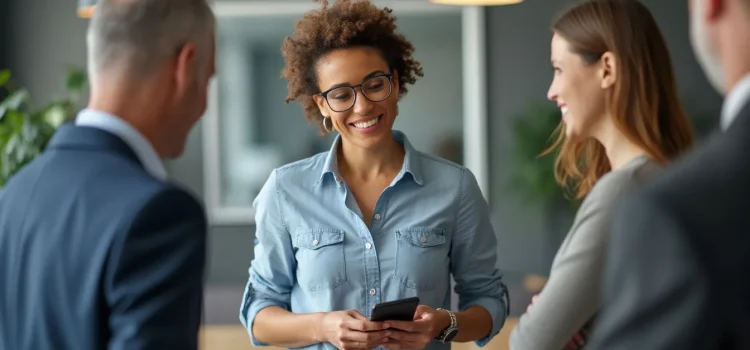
[352,90,374,115]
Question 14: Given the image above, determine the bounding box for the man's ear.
[174,43,197,97]
[706,0,724,21]
[599,51,617,90]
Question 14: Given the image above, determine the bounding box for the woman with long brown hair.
[509,0,694,349]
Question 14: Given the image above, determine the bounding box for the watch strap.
[436,308,457,340]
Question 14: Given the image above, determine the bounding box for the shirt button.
[369,288,376,295]
[312,239,319,245]
[373,213,381,220]
[419,236,427,243]
[365,242,372,249]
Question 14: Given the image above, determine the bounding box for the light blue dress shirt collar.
[75,109,168,181]
[318,130,424,186]
[721,72,750,131]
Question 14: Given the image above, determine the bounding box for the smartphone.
[370,297,420,322]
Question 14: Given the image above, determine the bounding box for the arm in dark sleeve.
[105,187,208,350]
[587,193,716,350]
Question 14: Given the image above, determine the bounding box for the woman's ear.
[599,51,617,89]
[313,94,329,117]
[391,71,400,96]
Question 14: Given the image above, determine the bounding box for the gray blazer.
[588,100,750,349]
[510,155,662,350]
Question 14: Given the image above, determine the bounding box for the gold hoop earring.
[322,116,333,133]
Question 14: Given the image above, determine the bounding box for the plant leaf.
[0,89,30,113]
[0,70,10,87]
[504,101,572,212]
[42,104,68,128]
[66,67,87,93]
[0,66,87,188]
[6,110,25,133]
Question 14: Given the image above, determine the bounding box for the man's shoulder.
[645,132,748,200]
[618,131,750,230]
[2,148,201,228]
[613,131,750,281]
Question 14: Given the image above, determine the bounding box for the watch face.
[443,328,458,342]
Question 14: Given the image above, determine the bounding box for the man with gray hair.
[587,0,750,349]
[0,0,216,349]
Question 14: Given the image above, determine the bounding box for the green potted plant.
[0,67,87,187]
[506,101,578,212]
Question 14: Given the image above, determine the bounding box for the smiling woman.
[509,1,695,349]
[200,0,489,226]
[237,1,508,350]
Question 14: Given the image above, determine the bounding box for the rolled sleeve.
[451,169,508,347]
[238,169,296,346]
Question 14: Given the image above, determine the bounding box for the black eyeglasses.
[318,73,394,112]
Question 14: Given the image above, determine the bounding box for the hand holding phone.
[373,301,453,349]
[320,309,390,349]
[370,297,420,322]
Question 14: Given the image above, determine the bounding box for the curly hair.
[281,0,424,134]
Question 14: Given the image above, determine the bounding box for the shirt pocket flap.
[294,229,345,250]
[396,227,447,248]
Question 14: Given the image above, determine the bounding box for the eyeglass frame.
[317,73,394,112]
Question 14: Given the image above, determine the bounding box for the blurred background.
[0,0,722,348]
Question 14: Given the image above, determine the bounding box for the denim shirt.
[239,130,509,350]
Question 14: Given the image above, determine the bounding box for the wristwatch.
[435,308,458,343]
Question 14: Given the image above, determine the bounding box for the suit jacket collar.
[74,109,167,180]
[47,122,143,168]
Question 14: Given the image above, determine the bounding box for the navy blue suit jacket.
[0,123,207,350]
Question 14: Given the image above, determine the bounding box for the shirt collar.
[721,72,750,131]
[74,109,168,181]
[318,130,424,186]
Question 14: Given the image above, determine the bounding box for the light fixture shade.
[429,0,523,5]
[78,0,97,18]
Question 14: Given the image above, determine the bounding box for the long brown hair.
[545,0,694,199]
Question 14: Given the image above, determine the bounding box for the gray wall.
[0,0,9,72]
[4,0,723,285]
[6,0,88,104]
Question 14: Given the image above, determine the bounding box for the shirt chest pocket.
[394,227,450,291]
[292,229,347,291]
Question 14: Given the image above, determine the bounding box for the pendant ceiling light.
[429,0,523,5]
[78,0,96,18]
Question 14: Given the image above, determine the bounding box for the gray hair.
[86,0,216,81]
